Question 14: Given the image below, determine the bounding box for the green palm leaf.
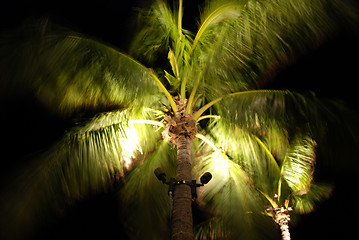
[191,0,242,54]
[211,90,359,159]
[194,217,229,240]
[192,135,278,239]
[202,118,281,194]
[186,0,358,99]
[121,141,177,239]
[0,21,159,117]
[130,0,175,64]
[0,108,162,239]
[210,90,296,134]
[61,109,161,196]
[130,0,193,92]
[294,183,333,214]
[281,136,317,195]
[130,0,184,62]
[195,151,265,239]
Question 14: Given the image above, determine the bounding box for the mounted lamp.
[154,167,212,200]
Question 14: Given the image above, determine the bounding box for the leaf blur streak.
[178,0,183,35]
[129,119,165,128]
[186,71,204,114]
[197,115,220,122]
[253,135,280,174]
[190,2,240,55]
[281,137,317,195]
[196,133,221,153]
[193,90,287,120]
[257,188,278,209]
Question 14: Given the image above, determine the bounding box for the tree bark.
[279,221,291,240]
[276,212,291,240]
[171,135,193,240]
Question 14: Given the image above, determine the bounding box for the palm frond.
[0,108,162,238]
[197,116,282,196]
[191,0,243,54]
[211,89,359,157]
[186,0,358,98]
[193,129,282,239]
[293,183,333,214]
[131,0,193,94]
[194,150,270,239]
[194,217,229,240]
[281,136,317,195]
[212,90,294,132]
[0,20,159,117]
[263,124,289,162]
[65,109,160,187]
[194,214,276,240]
[121,141,177,239]
[130,0,180,63]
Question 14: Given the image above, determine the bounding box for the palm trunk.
[279,221,291,240]
[171,134,193,240]
[275,211,291,240]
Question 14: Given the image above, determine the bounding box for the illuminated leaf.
[121,141,177,239]
[195,151,268,239]
[202,117,282,196]
[0,108,162,238]
[282,136,317,195]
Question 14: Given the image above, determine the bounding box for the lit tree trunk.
[274,209,291,240]
[172,134,193,240]
[279,221,291,240]
[164,97,197,240]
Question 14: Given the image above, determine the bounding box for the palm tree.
[248,134,332,240]
[0,0,358,239]
[193,124,333,240]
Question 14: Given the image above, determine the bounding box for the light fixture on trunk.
[154,167,212,200]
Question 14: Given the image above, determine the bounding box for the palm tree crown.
[0,0,358,239]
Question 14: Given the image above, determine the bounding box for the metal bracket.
[154,168,211,200]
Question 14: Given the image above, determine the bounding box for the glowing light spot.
[121,122,143,169]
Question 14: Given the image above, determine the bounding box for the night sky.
[1,0,359,239]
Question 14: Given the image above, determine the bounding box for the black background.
[1,0,359,239]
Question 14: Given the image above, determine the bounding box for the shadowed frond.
[212,90,359,156]
[194,215,276,240]
[198,90,290,126]
[130,0,186,62]
[312,100,359,168]
[194,217,229,240]
[0,21,160,117]
[130,0,176,63]
[294,183,333,214]
[130,0,193,93]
